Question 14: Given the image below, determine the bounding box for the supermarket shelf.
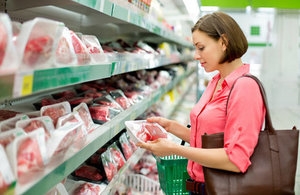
[6,0,192,47]
[0,54,193,104]
[17,68,195,195]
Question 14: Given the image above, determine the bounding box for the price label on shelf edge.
[13,71,34,97]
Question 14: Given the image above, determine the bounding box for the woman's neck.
[219,58,243,80]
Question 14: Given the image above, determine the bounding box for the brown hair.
[192,12,248,64]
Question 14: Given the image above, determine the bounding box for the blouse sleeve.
[224,77,265,173]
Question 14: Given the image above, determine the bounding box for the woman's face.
[192,30,226,72]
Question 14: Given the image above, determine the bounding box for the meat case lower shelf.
[15,67,195,195]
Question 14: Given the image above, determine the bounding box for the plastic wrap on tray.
[109,90,132,110]
[69,30,91,65]
[57,113,87,144]
[46,122,80,159]
[0,128,25,148]
[16,17,64,69]
[55,27,77,66]
[89,104,121,124]
[16,116,55,141]
[93,94,123,111]
[0,114,29,132]
[108,142,126,171]
[66,180,107,195]
[119,133,133,160]
[101,149,117,182]
[6,128,47,182]
[125,120,168,143]
[0,13,19,73]
[0,145,15,192]
[73,103,95,133]
[41,101,71,127]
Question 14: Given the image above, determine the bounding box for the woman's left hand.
[136,138,177,157]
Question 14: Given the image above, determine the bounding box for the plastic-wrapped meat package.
[81,35,103,54]
[84,91,104,99]
[73,103,95,133]
[87,153,102,167]
[0,110,20,122]
[16,116,55,141]
[126,133,138,152]
[52,90,77,99]
[46,122,80,159]
[16,17,64,70]
[119,133,133,160]
[20,111,40,119]
[76,84,97,93]
[109,90,132,110]
[89,104,121,124]
[93,94,123,111]
[0,145,15,192]
[6,128,47,182]
[124,91,144,104]
[41,101,71,127]
[57,113,87,145]
[125,120,168,143]
[0,14,19,74]
[66,180,107,195]
[55,27,77,66]
[108,142,126,171]
[156,70,172,86]
[69,30,91,65]
[74,165,103,181]
[67,97,93,108]
[0,128,25,148]
[0,114,29,132]
[101,150,117,182]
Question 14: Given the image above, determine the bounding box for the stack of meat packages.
[0,13,105,74]
[67,132,137,194]
[0,101,95,189]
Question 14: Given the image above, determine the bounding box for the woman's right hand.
[146,117,172,133]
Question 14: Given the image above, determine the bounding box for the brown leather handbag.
[202,75,299,195]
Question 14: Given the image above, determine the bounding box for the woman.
[137,12,265,194]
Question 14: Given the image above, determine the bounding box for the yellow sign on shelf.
[22,74,33,96]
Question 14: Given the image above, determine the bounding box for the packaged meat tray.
[0,13,19,74]
[108,142,126,171]
[46,122,80,159]
[41,101,71,127]
[0,128,25,148]
[16,17,64,70]
[93,94,123,111]
[73,165,103,182]
[65,179,107,195]
[89,104,121,124]
[101,150,117,182]
[67,97,93,108]
[69,30,91,65]
[119,133,134,160]
[73,103,95,133]
[16,116,55,141]
[6,128,47,182]
[55,27,77,66]
[52,90,77,99]
[0,114,29,132]
[109,90,132,110]
[0,110,20,122]
[125,120,168,143]
[0,145,15,193]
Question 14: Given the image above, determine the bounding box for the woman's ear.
[220,34,228,51]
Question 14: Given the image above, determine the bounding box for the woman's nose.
[194,52,201,60]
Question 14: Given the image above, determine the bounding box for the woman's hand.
[147,117,172,133]
[136,138,177,157]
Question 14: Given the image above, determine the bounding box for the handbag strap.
[225,74,276,134]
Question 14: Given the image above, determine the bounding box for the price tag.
[22,74,33,96]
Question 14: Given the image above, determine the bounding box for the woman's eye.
[198,47,204,51]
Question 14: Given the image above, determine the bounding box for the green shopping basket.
[156,155,189,195]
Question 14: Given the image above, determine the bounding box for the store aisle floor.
[269,107,300,194]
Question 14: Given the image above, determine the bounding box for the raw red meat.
[53,127,77,155]
[89,105,110,122]
[77,84,97,92]
[0,23,7,65]
[0,110,19,121]
[24,120,45,133]
[73,183,101,195]
[42,106,66,126]
[136,127,152,142]
[77,106,92,130]
[41,98,60,106]
[17,138,43,177]
[84,92,103,98]
[121,142,133,160]
[88,153,101,166]
[0,134,17,148]
[129,140,137,152]
[104,162,116,181]
[23,35,53,66]
[144,123,167,141]
[75,165,103,181]
[115,97,130,110]
[60,114,79,126]
[68,97,93,106]
[52,90,76,99]
[56,37,73,64]
[69,31,91,65]
[109,147,125,171]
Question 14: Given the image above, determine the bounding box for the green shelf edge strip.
[21,68,195,195]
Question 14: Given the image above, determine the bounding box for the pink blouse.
[187,64,265,182]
